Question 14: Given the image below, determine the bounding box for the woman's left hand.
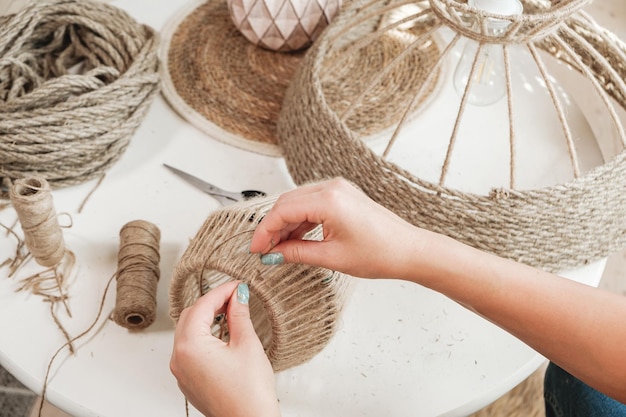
[170,281,281,417]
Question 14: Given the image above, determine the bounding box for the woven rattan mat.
[159,0,442,156]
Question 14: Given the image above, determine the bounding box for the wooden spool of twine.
[278,0,626,272]
[8,177,65,267]
[169,197,352,371]
[0,0,160,196]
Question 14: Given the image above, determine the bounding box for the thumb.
[226,282,261,347]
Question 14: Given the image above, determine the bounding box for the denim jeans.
[544,362,626,417]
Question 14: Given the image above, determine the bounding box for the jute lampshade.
[278,0,626,272]
[169,196,352,371]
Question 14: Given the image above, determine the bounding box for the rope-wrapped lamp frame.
[170,196,352,371]
[0,0,160,196]
[278,0,626,272]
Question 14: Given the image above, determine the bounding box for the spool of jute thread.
[112,220,161,330]
[8,177,65,267]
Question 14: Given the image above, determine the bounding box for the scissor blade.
[163,164,238,202]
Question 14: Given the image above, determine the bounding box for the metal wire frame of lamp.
[277,0,626,272]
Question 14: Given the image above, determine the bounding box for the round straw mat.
[159,0,443,156]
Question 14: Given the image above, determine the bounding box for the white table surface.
[1,0,622,416]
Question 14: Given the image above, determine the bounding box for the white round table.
[0,0,620,416]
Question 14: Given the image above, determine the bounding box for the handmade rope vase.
[278,0,626,272]
[0,0,160,196]
[170,197,351,371]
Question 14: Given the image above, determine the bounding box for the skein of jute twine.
[170,196,352,372]
[0,0,160,196]
[8,177,65,267]
[112,220,161,330]
[278,0,626,272]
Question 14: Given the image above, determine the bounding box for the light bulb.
[453,0,523,106]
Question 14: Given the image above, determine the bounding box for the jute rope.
[170,196,352,371]
[278,0,626,272]
[159,0,442,156]
[0,0,160,195]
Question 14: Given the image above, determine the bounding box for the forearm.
[400,229,626,403]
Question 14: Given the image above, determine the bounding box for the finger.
[250,180,336,252]
[287,221,318,241]
[175,281,240,337]
[266,239,331,268]
[250,190,328,254]
[224,282,263,348]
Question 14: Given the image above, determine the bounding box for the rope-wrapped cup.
[169,196,352,371]
[278,0,626,272]
[0,0,160,196]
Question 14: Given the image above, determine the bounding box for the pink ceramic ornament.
[228,0,342,52]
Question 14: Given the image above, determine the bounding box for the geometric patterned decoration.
[228,0,342,51]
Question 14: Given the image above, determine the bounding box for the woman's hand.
[249,178,428,279]
[252,179,626,403]
[170,281,280,417]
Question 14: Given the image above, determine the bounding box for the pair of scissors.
[164,164,266,205]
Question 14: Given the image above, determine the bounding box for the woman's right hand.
[249,178,429,279]
[254,179,626,404]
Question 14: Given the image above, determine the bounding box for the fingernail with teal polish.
[237,282,249,305]
[261,252,284,265]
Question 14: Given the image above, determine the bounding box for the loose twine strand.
[277,0,626,271]
[1,188,161,414]
[5,177,77,351]
[0,0,160,194]
[38,219,161,416]
[38,272,115,417]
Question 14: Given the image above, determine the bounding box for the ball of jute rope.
[0,0,160,197]
[169,196,352,371]
[277,0,626,272]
